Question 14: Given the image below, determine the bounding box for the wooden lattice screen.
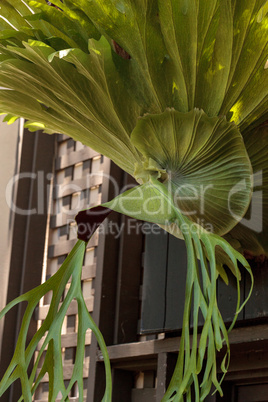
[34,134,105,401]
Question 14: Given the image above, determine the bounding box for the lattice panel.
[34,135,104,401]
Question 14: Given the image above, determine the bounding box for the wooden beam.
[98,324,268,362]
[36,297,94,320]
[48,236,97,258]
[37,399,81,402]
[36,364,89,382]
[36,331,92,350]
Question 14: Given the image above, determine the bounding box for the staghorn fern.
[0,0,267,400]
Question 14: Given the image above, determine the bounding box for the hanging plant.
[0,0,267,400]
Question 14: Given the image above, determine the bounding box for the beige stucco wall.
[0,116,22,359]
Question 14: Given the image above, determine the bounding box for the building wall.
[0,116,22,360]
[34,135,105,401]
[1,121,268,402]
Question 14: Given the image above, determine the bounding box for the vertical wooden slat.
[113,214,143,344]
[217,268,245,323]
[0,130,55,402]
[156,352,177,402]
[112,369,133,401]
[218,381,235,402]
[141,231,188,333]
[140,225,168,333]
[113,175,143,345]
[87,160,125,401]
[165,236,187,331]
[244,260,268,320]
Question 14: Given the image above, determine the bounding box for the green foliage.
[0,241,111,401]
[0,0,267,169]
[0,0,267,400]
[131,109,253,236]
[227,122,268,257]
[0,36,141,175]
